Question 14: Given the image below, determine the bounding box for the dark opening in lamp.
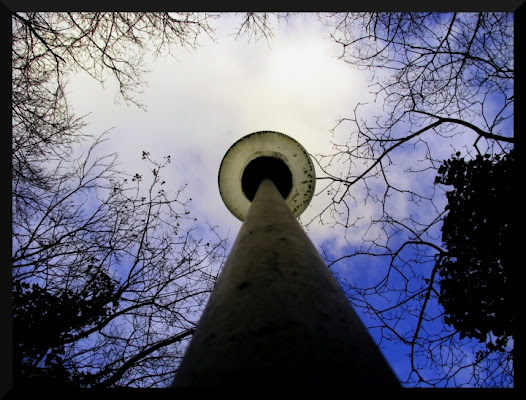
[218,131,315,220]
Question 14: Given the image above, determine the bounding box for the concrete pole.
[172,178,400,387]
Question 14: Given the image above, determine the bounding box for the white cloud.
[57,13,514,388]
[65,13,371,245]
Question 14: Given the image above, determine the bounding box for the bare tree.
[12,12,219,221]
[12,12,217,106]
[12,134,228,387]
[12,11,516,388]
[10,11,308,388]
[311,12,515,387]
[11,12,230,388]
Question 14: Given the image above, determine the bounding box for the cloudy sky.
[62,13,443,384]
[66,13,372,251]
[61,12,501,385]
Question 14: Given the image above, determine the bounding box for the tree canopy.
[435,151,516,354]
[13,267,119,387]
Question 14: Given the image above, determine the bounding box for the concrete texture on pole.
[172,178,400,387]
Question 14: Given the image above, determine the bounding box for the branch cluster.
[313,12,515,387]
[11,12,228,388]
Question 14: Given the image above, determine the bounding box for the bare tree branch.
[315,12,514,387]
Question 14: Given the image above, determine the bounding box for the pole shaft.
[173,179,400,387]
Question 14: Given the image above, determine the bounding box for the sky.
[58,12,514,387]
[66,13,371,258]
[61,11,410,379]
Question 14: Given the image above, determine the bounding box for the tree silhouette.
[10,11,290,388]
[12,138,228,387]
[13,266,119,387]
[11,11,518,388]
[312,12,515,387]
[435,151,516,355]
[11,12,229,388]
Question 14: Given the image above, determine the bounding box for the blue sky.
[57,12,514,387]
[65,13,372,256]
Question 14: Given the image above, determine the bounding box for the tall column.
[172,178,400,387]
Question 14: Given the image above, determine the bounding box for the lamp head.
[218,131,316,221]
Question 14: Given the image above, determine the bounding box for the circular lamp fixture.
[218,131,316,221]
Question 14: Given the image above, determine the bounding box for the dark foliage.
[435,151,516,353]
[314,12,514,386]
[13,266,119,387]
